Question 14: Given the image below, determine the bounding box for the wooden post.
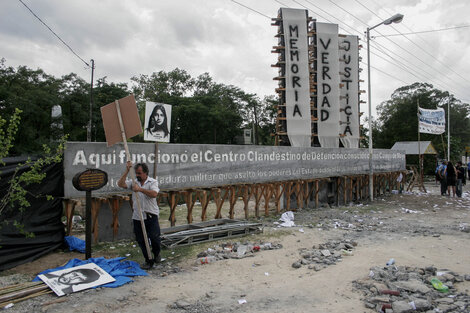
[185,190,195,224]
[315,180,319,208]
[199,190,210,221]
[168,191,177,226]
[229,186,237,219]
[91,198,101,244]
[64,199,76,236]
[264,184,274,216]
[115,100,152,259]
[241,186,250,219]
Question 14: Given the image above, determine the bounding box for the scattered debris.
[293,239,357,271]
[195,241,282,264]
[279,211,295,227]
[354,264,470,312]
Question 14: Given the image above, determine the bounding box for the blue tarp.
[64,236,86,253]
[33,257,148,288]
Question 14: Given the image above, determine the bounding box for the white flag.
[418,107,445,135]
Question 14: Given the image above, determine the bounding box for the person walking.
[456,161,466,197]
[438,160,447,196]
[118,161,161,269]
[445,161,457,197]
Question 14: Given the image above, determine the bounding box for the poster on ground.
[38,263,115,296]
[144,101,172,143]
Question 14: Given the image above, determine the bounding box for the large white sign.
[418,107,445,134]
[316,22,340,148]
[65,142,406,198]
[282,8,311,147]
[339,35,360,148]
[144,101,172,142]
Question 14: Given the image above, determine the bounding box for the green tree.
[0,108,66,236]
[131,69,260,144]
[373,82,470,170]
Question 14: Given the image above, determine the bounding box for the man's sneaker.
[141,260,155,270]
[155,254,162,264]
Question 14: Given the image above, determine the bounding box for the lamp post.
[366,13,404,201]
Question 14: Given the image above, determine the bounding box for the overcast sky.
[1,0,469,119]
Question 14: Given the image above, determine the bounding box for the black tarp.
[0,157,65,271]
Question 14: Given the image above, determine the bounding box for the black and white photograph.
[38,263,115,296]
[144,101,172,143]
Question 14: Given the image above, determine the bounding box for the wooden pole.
[115,100,152,260]
[153,141,158,178]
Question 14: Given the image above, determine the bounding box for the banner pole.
[447,99,450,161]
[153,142,158,179]
[417,99,421,187]
[115,100,152,260]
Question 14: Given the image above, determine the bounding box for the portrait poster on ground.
[144,101,172,143]
[38,263,115,296]
[418,107,445,135]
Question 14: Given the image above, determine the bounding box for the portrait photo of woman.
[144,102,172,142]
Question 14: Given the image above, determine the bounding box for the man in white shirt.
[118,161,161,269]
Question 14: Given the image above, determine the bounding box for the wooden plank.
[199,190,210,221]
[169,191,177,226]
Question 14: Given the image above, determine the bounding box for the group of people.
[436,160,467,197]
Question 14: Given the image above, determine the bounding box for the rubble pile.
[196,241,282,264]
[354,264,470,313]
[292,239,357,271]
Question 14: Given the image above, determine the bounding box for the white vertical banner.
[282,8,311,147]
[339,35,360,148]
[316,22,340,148]
[144,101,172,142]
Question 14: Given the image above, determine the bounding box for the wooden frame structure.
[64,171,405,242]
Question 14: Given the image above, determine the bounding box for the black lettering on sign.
[343,55,351,65]
[290,50,299,62]
[320,38,331,49]
[343,40,351,51]
[289,38,298,49]
[341,79,352,89]
[291,64,299,73]
[322,66,331,80]
[292,76,301,88]
[295,90,298,101]
[322,83,331,94]
[293,104,302,117]
[322,96,330,107]
[344,67,351,78]
[321,52,329,64]
[343,125,352,136]
[289,25,298,37]
[344,106,352,115]
[321,109,329,121]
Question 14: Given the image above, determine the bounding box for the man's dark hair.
[134,163,149,174]
[60,268,101,285]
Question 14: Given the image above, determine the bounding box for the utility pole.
[87,59,95,142]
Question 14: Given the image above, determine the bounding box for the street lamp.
[366,13,404,201]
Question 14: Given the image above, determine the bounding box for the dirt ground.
[2,181,470,313]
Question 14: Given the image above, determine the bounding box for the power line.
[360,0,470,86]
[292,0,458,93]
[231,0,271,19]
[360,61,408,85]
[274,0,291,8]
[373,25,470,37]
[326,0,470,99]
[18,0,90,67]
